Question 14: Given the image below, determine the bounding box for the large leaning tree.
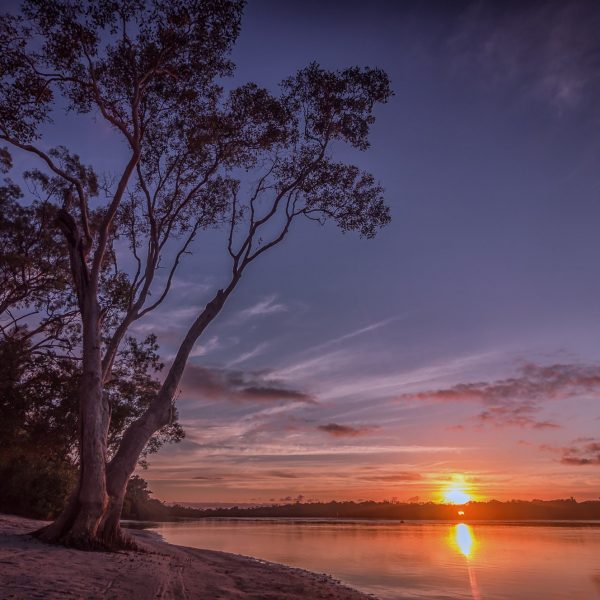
[0,0,392,549]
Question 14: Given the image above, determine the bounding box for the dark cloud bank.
[317,423,378,437]
[181,365,315,404]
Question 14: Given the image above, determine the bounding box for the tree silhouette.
[0,0,392,549]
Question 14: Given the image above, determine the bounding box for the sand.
[0,514,375,600]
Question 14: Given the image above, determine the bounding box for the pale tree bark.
[99,285,232,545]
[36,276,233,549]
[26,239,102,546]
[38,294,111,547]
[34,207,113,547]
[32,148,142,548]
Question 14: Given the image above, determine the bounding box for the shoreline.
[0,514,374,599]
[128,516,600,526]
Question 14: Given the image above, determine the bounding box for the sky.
[9,0,600,503]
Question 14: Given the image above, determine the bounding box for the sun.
[443,487,471,504]
[442,475,472,505]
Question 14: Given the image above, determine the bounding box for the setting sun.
[442,475,473,505]
[443,488,471,504]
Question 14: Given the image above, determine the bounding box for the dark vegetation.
[115,491,600,522]
[121,476,170,521]
[0,326,182,520]
[182,498,600,521]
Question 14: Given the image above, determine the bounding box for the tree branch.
[0,134,93,250]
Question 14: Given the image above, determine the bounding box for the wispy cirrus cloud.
[263,316,408,386]
[357,471,423,483]
[265,348,352,384]
[226,342,270,367]
[399,363,600,404]
[189,335,221,358]
[232,295,287,322]
[266,470,301,479]
[179,443,464,459]
[317,351,496,402]
[527,437,600,466]
[476,404,560,431]
[450,0,600,109]
[307,316,404,354]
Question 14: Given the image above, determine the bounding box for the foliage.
[0,331,183,519]
[0,0,392,544]
[121,475,169,521]
[0,170,77,349]
[0,453,77,519]
[0,335,80,461]
[0,332,183,464]
[105,335,184,465]
[168,499,600,521]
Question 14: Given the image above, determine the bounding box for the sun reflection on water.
[455,523,475,557]
[450,523,481,600]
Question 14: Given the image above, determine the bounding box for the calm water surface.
[151,520,600,599]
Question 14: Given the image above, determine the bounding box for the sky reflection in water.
[153,520,600,599]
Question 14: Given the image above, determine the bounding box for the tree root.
[31,524,141,553]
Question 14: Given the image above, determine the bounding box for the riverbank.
[0,514,374,599]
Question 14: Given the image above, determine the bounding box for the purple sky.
[9,0,600,502]
[136,0,600,503]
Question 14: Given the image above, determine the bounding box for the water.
[150,519,600,599]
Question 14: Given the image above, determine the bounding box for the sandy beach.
[0,515,373,600]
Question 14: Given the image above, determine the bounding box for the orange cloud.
[476,404,560,430]
[357,472,422,482]
[560,439,600,466]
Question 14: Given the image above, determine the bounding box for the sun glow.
[442,474,473,505]
[444,488,471,504]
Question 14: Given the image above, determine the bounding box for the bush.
[122,475,169,521]
[0,454,76,519]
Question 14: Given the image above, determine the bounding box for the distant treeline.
[5,462,598,522]
[162,498,600,522]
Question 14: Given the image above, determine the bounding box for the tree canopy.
[0,0,391,548]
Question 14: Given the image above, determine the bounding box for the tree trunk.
[36,295,113,549]
[97,484,137,550]
[91,289,231,547]
[36,288,231,550]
